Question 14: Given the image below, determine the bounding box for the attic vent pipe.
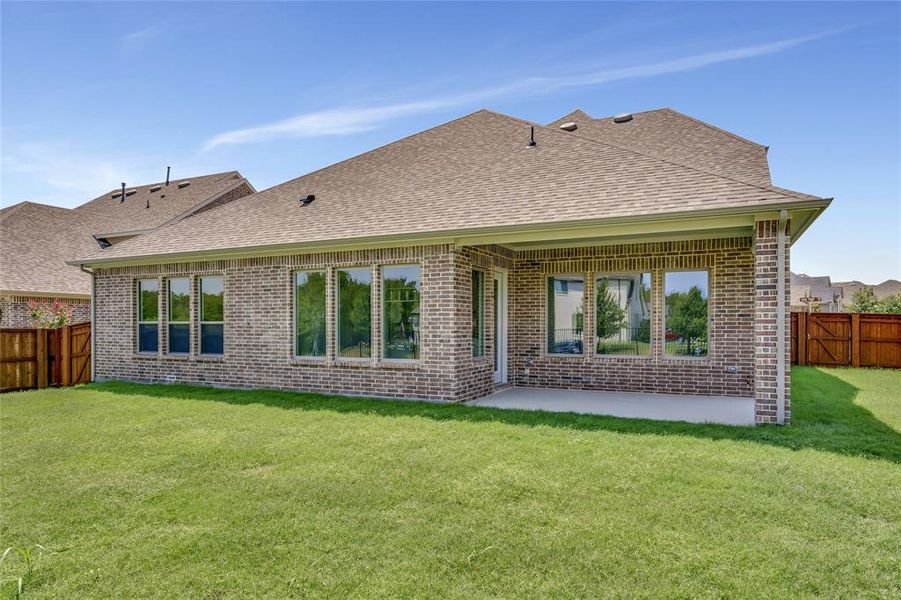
[166,166,171,186]
[120,182,126,203]
[528,126,536,147]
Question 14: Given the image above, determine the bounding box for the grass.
[1,367,899,598]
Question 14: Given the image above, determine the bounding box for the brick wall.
[509,238,756,398]
[94,245,479,400]
[754,219,792,424]
[0,295,91,328]
[188,182,255,217]
[92,236,787,422]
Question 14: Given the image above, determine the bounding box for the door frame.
[493,268,509,384]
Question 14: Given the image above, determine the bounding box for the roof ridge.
[240,110,495,198]
[491,110,818,202]
[656,108,766,149]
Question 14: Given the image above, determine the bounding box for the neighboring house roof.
[2,172,254,297]
[548,108,772,187]
[74,108,829,266]
[75,171,254,236]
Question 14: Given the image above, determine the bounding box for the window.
[472,271,484,357]
[337,268,372,358]
[167,277,190,354]
[547,275,584,354]
[596,273,652,356]
[383,265,420,360]
[295,271,327,357]
[137,279,159,352]
[664,271,709,357]
[200,276,224,355]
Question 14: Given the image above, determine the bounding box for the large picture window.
[596,273,652,356]
[200,276,224,355]
[472,271,484,357]
[664,271,709,357]
[383,265,420,360]
[137,279,159,353]
[295,271,327,357]
[547,275,584,354]
[167,278,191,354]
[337,268,372,358]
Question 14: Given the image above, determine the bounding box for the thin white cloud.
[2,143,159,207]
[203,30,837,150]
[120,25,160,53]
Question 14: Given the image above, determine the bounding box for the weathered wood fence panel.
[791,312,901,368]
[0,323,92,392]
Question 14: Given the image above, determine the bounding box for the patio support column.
[754,218,792,425]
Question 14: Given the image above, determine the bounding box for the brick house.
[0,171,254,327]
[71,109,830,424]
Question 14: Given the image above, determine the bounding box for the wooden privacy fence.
[791,312,901,368]
[0,323,92,392]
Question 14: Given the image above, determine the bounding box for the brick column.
[754,219,791,424]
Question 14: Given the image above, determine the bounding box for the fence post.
[797,312,808,366]
[36,329,48,388]
[851,313,861,368]
[61,325,72,386]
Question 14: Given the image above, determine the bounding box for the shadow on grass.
[87,367,901,463]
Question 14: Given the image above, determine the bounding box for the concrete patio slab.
[468,386,755,426]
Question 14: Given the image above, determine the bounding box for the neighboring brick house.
[1,171,254,327]
[71,108,831,424]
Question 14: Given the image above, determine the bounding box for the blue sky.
[2,2,898,282]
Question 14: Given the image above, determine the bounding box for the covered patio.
[468,386,755,426]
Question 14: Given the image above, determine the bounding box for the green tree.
[595,280,627,339]
[877,292,901,314]
[666,286,708,354]
[846,288,881,313]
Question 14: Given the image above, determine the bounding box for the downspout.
[80,265,95,382]
[776,210,788,425]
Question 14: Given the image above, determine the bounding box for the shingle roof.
[0,202,117,296]
[76,109,825,265]
[2,172,253,296]
[74,171,251,233]
[549,108,772,186]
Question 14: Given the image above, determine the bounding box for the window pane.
[168,323,190,353]
[472,271,484,357]
[337,268,371,358]
[138,324,158,352]
[138,279,158,321]
[201,323,224,355]
[665,271,709,357]
[200,276,224,322]
[169,278,190,323]
[383,265,420,359]
[596,273,652,356]
[295,271,327,357]
[547,276,584,354]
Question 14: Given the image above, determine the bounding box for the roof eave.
[69,198,831,268]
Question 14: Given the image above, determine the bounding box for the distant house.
[0,172,254,327]
[70,108,831,424]
[791,272,901,312]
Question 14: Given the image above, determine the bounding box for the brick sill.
[290,357,328,367]
[378,359,421,370]
[593,354,652,362]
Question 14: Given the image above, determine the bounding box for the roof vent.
[300,194,315,206]
[559,122,578,132]
[150,185,162,193]
[177,181,190,189]
[613,113,633,123]
[125,189,137,197]
[528,126,537,147]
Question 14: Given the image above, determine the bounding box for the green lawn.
[1,367,899,598]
